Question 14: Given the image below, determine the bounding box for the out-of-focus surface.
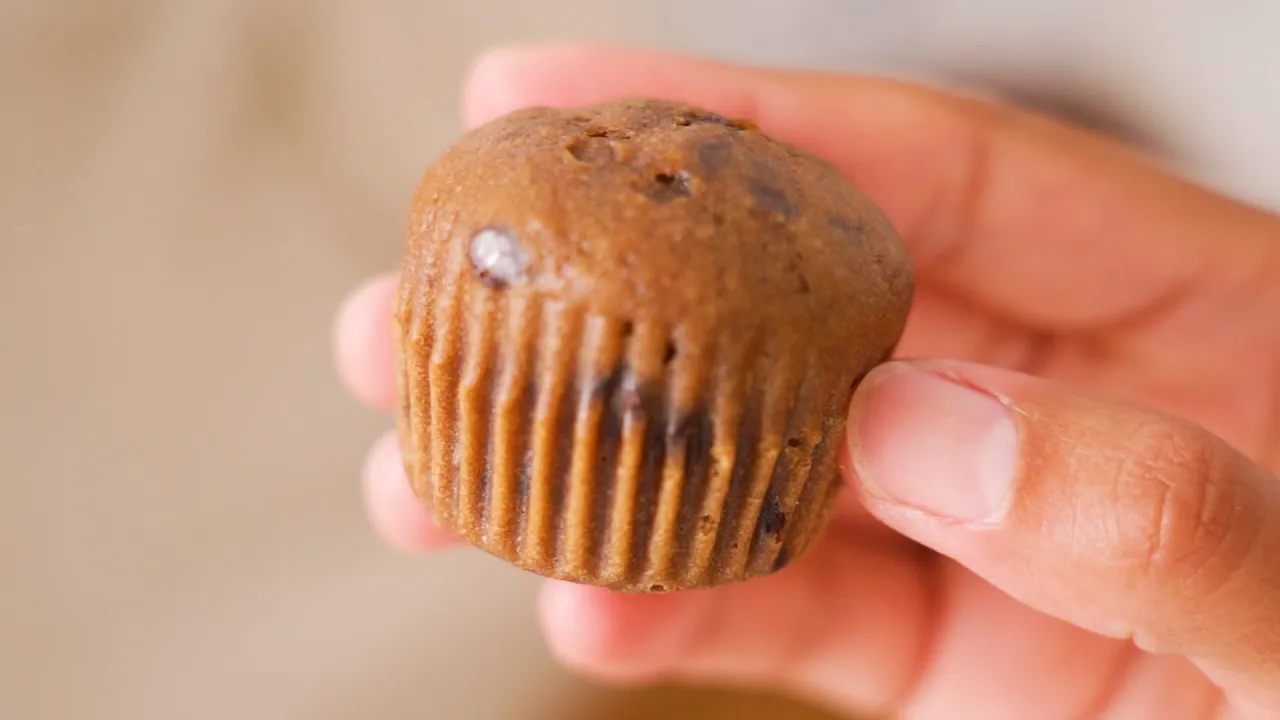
[2,2,1277,719]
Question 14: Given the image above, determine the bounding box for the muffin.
[394,99,913,592]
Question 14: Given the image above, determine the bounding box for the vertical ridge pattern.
[425,235,467,528]
[487,294,538,561]
[399,293,429,501]
[584,320,632,580]
[625,322,671,585]
[707,334,765,585]
[685,342,750,586]
[521,304,583,570]
[599,323,656,587]
[642,324,708,587]
[731,354,806,577]
[401,286,853,591]
[746,355,816,576]
[562,315,625,577]
[784,395,846,557]
[668,345,716,587]
[455,286,499,540]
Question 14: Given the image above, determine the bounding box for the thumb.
[847,360,1280,712]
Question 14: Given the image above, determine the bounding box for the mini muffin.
[394,99,913,592]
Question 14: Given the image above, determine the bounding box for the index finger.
[458,45,1280,332]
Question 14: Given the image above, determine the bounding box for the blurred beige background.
[2,1,1278,719]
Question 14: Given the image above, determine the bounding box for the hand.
[333,45,1280,719]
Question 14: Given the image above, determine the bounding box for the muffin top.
[402,99,913,371]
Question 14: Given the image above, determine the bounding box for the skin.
[332,45,1280,719]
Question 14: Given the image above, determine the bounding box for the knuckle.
[1110,417,1251,590]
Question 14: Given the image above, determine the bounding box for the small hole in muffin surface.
[566,136,616,163]
[698,514,714,535]
[672,110,753,129]
[645,170,693,202]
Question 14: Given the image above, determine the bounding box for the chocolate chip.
[786,437,801,448]
[747,180,795,220]
[630,396,670,576]
[761,497,786,536]
[589,364,626,404]
[696,137,735,179]
[772,546,792,572]
[616,384,644,415]
[670,408,714,561]
[662,341,678,364]
[827,215,864,239]
[468,227,528,288]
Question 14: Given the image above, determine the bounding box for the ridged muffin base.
[395,251,858,593]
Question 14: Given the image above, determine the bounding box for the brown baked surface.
[395,99,913,592]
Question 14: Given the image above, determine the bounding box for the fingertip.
[334,273,399,409]
[460,43,722,129]
[538,581,710,684]
[461,44,579,129]
[362,431,455,552]
[845,360,1020,525]
[460,46,523,128]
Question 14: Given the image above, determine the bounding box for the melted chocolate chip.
[616,384,644,415]
[761,497,787,537]
[662,341,678,364]
[589,363,627,404]
[772,546,792,572]
[696,136,735,179]
[827,215,864,240]
[669,407,715,566]
[589,363,663,420]
[746,180,795,220]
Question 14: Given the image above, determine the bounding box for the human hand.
[333,46,1280,719]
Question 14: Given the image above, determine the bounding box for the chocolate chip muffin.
[394,99,913,592]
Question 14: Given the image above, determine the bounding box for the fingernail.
[851,366,1018,522]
